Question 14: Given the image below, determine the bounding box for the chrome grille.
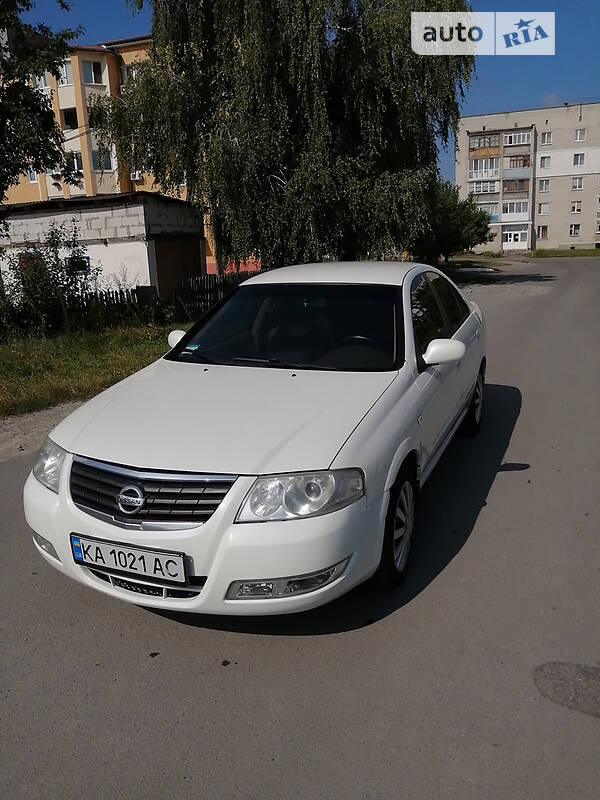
[70,455,236,528]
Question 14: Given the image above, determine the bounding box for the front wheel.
[374,467,417,589]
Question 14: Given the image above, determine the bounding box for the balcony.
[502,166,530,180]
[503,179,530,194]
[502,211,529,223]
[469,146,501,159]
[468,169,500,180]
[502,145,531,159]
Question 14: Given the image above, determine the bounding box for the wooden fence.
[63,286,162,330]
[56,272,264,331]
[172,271,264,320]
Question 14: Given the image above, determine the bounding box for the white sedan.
[24,262,485,614]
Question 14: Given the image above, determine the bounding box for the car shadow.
[148,383,523,635]
[450,271,556,286]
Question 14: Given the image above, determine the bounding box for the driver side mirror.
[422,338,466,366]
[168,329,186,349]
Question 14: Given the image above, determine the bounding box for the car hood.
[50,359,397,475]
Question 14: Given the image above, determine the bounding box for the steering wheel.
[340,335,378,347]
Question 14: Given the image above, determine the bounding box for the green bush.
[1,219,100,339]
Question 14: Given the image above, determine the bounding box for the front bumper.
[23,456,385,615]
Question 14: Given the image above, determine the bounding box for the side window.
[410,275,446,358]
[427,272,470,335]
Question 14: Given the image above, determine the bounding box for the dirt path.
[0,401,81,462]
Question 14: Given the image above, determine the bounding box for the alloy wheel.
[393,480,415,572]
[474,373,484,425]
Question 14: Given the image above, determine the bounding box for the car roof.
[242,261,434,287]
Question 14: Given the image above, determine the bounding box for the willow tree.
[90,0,473,270]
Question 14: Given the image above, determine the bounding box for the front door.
[409,274,458,475]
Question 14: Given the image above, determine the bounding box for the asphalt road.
[1,258,599,799]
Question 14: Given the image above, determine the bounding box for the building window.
[58,60,73,85]
[572,177,583,190]
[541,132,552,145]
[62,107,78,130]
[476,202,498,217]
[503,180,528,193]
[33,72,50,89]
[68,151,83,172]
[537,226,548,240]
[468,157,499,180]
[539,179,550,192]
[468,180,499,194]
[469,134,499,149]
[65,255,91,274]
[27,170,38,183]
[91,150,113,171]
[508,155,530,168]
[569,224,580,237]
[575,128,586,142]
[538,203,549,215]
[596,221,600,234]
[502,201,529,215]
[571,201,582,213]
[573,153,585,166]
[82,60,103,84]
[540,156,551,168]
[503,131,531,146]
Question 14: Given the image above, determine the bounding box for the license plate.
[70,534,187,585]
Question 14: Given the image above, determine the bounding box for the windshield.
[168,283,401,372]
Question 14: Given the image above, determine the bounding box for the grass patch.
[0,325,188,418]
[525,248,600,258]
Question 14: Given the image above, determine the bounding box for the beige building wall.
[456,101,600,251]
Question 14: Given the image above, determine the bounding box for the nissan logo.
[116,485,145,515]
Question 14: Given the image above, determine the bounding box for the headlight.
[236,469,364,522]
[33,437,67,493]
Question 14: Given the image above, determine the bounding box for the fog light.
[32,532,60,561]
[236,581,274,598]
[285,567,336,595]
[226,557,350,600]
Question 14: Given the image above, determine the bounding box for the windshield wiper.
[230,357,336,371]
[181,348,219,364]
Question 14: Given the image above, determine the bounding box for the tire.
[461,367,484,436]
[374,464,418,589]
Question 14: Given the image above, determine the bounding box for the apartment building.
[455,101,600,251]
[5,34,251,273]
[6,35,153,205]
[3,35,227,283]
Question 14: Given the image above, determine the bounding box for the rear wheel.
[374,465,417,589]
[462,368,484,435]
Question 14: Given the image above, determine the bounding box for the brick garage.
[0,192,207,296]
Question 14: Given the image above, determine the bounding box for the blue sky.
[26,0,600,181]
